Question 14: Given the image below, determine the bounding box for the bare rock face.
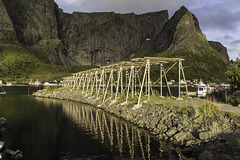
[2,0,59,45]
[57,11,168,66]
[0,0,16,41]
[153,6,229,81]
[209,41,229,61]
[0,1,230,81]
[154,6,210,54]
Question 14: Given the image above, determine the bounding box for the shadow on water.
[34,97,180,160]
[1,86,43,95]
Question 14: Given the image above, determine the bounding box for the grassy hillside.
[156,48,228,82]
[133,40,228,82]
[0,41,95,82]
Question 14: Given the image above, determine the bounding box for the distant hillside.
[0,0,229,82]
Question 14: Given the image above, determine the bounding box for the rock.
[167,150,179,160]
[209,41,229,62]
[57,11,168,66]
[198,150,213,160]
[177,123,184,131]
[158,123,168,133]
[193,115,203,124]
[0,0,16,41]
[3,0,59,45]
[199,132,211,140]
[153,6,228,82]
[0,2,229,82]
[218,154,233,160]
[182,147,194,158]
[174,131,187,143]
[166,127,177,137]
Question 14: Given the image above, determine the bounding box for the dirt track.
[154,98,240,115]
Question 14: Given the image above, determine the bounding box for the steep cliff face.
[153,6,229,81]
[0,1,230,81]
[154,6,210,53]
[57,11,168,66]
[0,0,16,41]
[209,41,229,61]
[2,0,59,45]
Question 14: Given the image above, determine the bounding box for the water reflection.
[35,97,175,160]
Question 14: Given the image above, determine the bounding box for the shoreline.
[33,88,240,159]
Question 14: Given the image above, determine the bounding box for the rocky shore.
[33,89,240,160]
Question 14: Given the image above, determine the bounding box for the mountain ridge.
[0,0,229,82]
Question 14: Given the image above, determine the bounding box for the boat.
[0,86,6,95]
[43,82,58,86]
[193,80,206,88]
[29,80,43,87]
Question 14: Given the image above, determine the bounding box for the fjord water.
[0,87,174,160]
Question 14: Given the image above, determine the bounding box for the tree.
[226,58,240,92]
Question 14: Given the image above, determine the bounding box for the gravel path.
[154,97,240,115]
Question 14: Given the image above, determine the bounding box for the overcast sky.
[55,0,240,60]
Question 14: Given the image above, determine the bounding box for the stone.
[218,154,233,160]
[174,131,187,142]
[0,2,229,82]
[166,127,178,137]
[198,150,213,160]
[3,0,58,45]
[0,0,16,41]
[209,41,229,62]
[199,132,211,140]
[158,124,168,133]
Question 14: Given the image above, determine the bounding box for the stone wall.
[33,89,240,160]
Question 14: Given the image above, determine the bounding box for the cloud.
[191,7,240,31]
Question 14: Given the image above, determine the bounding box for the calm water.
[0,86,179,160]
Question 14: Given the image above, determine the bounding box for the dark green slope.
[0,41,95,81]
[134,6,229,82]
[0,1,229,82]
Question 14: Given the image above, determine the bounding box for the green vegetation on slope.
[226,58,240,92]
[133,40,228,82]
[155,48,228,82]
[0,41,95,81]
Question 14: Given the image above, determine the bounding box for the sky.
[55,0,240,60]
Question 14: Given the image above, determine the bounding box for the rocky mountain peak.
[209,41,229,61]
[153,6,209,53]
[2,0,59,45]
[0,0,16,41]
[0,2,230,81]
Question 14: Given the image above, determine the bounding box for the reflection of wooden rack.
[0,86,6,94]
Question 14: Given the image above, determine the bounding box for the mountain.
[57,11,168,66]
[152,6,229,82]
[0,0,229,82]
[209,41,229,61]
[0,0,16,41]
